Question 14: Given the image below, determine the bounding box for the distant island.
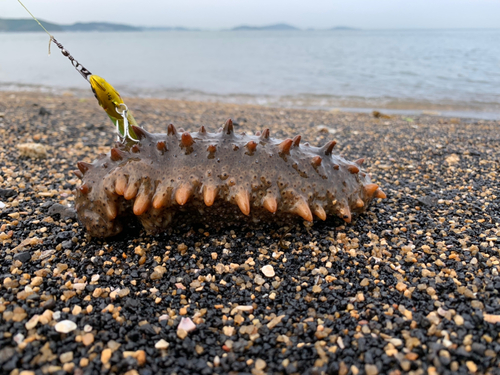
[0,18,140,32]
[230,23,299,31]
[0,18,357,32]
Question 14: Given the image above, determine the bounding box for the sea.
[1,29,499,119]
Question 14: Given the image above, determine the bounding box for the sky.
[1,0,500,29]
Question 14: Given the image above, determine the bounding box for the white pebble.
[261,265,275,277]
[83,325,93,332]
[55,320,77,333]
[155,339,169,349]
[52,311,61,321]
[0,202,5,209]
[177,317,196,332]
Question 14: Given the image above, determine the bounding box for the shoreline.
[1,91,499,374]
[1,85,499,121]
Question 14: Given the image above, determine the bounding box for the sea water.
[1,29,499,119]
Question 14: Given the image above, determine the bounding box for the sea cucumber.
[74,120,386,237]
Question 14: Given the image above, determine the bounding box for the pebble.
[155,339,169,350]
[54,320,77,333]
[16,142,48,159]
[101,348,112,364]
[59,352,73,363]
[261,265,275,277]
[177,317,196,332]
[82,333,94,346]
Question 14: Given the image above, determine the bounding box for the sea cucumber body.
[74,122,385,237]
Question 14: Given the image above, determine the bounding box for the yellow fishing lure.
[89,75,139,141]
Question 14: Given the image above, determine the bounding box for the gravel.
[1,91,499,374]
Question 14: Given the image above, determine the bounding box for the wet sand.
[1,91,499,374]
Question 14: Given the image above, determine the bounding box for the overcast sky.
[2,0,500,29]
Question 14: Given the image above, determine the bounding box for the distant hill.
[0,18,63,32]
[0,18,140,32]
[64,22,140,32]
[231,23,299,31]
[329,26,358,30]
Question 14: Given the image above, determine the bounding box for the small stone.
[484,314,500,324]
[177,329,188,339]
[155,339,169,350]
[454,315,464,325]
[223,326,235,336]
[255,358,267,370]
[17,143,48,159]
[396,282,407,292]
[31,276,43,286]
[360,278,370,287]
[135,350,146,366]
[101,348,112,364]
[178,317,196,333]
[466,361,477,373]
[82,333,94,346]
[55,320,77,333]
[254,275,265,285]
[25,314,39,330]
[312,285,322,293]
[72,305,82,315]
[365,364,378,375]
[261,265,275,277]
[59,351,73,364]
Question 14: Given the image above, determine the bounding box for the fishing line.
[17,0,93,81]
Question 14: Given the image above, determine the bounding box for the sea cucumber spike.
[255,131,261,136]
[291,198,313,222]
[115,175,128,196]
[131,145,140,153]
[246,141,257,153]
[292,135,301,147]
[73,170,83,179]
[347,165,360,174]
[79,183,89,194]
[167,124,177,136]
[77,161,92,174]
[340,206,352,223]
[207,144,217,153]
[262,195,278,214]
[156,141,167,152]
[333,164,340,170]
[321,140,337,156]
[375,189,387,199]
[199,125,207,134]
[313,205,327,221]
[124,180,139,200]
[364,183,379,197]
[356,158,365,166]
[356,198,365,208]
[311,156,322,167]
[133,192,151,215]
[235,190,251,215]
[131,126,150,140]
[259,129,270,140]
[279,139,293,154]
[105,201,118,220]
[181,132,195,147]
[223,119,234,135]
[152,185,171,209]
[110,148,124,161]
[175,184,192,205]
[178,128,185,133]
[203,185,218,206]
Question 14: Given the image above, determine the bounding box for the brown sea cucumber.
[74,120,386,237]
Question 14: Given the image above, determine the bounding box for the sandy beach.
[1,91,499,374]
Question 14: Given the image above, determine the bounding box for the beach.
[1,91,500,374]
